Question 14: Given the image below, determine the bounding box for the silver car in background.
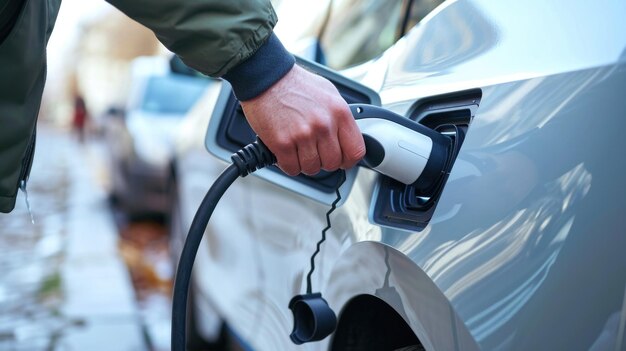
[104,57,209,216]
[175,0,626,350]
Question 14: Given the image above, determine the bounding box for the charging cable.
[287,171,345,345]
[170,137,342,349]
[305,170,345,295]
[171,139,275,351]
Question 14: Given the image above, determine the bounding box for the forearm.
[223,32,295,101]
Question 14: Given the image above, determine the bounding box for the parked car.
[173,0,626,350]
[103,56,210,216]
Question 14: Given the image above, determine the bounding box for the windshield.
[140,75,208,115]
[322,0,402,69]
[321,0,445,70]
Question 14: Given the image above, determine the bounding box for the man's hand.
[240,65,366,176]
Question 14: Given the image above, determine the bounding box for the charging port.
[371,89,481,231]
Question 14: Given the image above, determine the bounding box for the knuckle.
[331,102,351,120]
[310,114,326,129]
[295,126,314,141]
[273,138,294,153]
[312,120,332,137]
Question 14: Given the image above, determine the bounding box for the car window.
[141,76,208,115]
[321,0,403,70]
[320,0,445,70]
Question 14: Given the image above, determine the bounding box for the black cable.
[171,139,275,351]
[305,170,346,294]
[171,164,239,350]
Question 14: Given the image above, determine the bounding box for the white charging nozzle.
[357,118,432,184]
[350,104,452,191]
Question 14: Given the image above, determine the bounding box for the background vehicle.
[174,0,626,350]
[103,56,209,216]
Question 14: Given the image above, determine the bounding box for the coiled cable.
[305,170,345,294]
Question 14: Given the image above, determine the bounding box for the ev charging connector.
[171,104,458,350]
[351,103,451,190]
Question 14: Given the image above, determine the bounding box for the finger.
[337,112,366,169]
[273,141,301,176]
[297,136,322,176]
[318,135,342,172]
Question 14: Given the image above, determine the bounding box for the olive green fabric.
[0,0,276,213]
[0,0,26,43]
[106,0,277,77]
[0,0,60,213]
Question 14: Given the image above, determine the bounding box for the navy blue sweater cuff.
[222,33,295,101]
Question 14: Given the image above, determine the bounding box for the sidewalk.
[0,125,147,350]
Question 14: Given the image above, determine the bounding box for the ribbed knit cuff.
[222,33,295,101]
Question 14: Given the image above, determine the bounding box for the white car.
[173,0,626,350]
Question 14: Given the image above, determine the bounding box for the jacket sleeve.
[105,0,278,77]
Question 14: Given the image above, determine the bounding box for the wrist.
[222,33,295,101]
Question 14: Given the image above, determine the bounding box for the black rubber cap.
[288,293,337,344]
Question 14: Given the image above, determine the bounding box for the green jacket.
[0,0,277,213]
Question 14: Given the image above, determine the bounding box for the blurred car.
[103,56,209,216]
[176,0,626,350]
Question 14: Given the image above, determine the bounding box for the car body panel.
[326,242,480,351]
[344,0,626,349]
[182,0,626,350]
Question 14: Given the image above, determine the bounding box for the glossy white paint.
[178,0,626,350]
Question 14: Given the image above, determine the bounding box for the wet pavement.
[0,125,154,350]
[116,220,174,351]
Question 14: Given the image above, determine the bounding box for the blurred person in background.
[0,0,365,214]
[72,95,88,143]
